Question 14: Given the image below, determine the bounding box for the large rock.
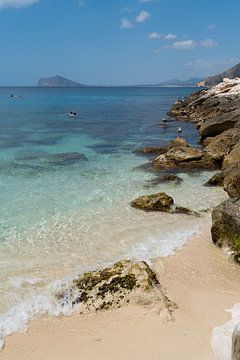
[131,192,174,211]
[204,172,224,187]
[55,260,175,318]
[211,198,240,262]
[223,143,240,169]
[204,128,240,161]
[199,110,240,139]
[131,192,200,216]
[166,146,203,162]
[223,163,240,198]
[232,323,240,360]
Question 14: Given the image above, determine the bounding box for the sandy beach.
[1,226,240,360]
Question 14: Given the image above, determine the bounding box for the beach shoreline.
[2,226,240,360]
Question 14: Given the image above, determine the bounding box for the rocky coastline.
[54,78,240,321]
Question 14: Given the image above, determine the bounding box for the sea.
[0,86,228,348]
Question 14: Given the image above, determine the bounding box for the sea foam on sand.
[211,303,240,360]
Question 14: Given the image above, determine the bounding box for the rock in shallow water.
[131,192,174,211]
[131,192,200,216]
[55,260,176,319]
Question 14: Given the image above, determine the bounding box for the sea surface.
[0,87,228,347]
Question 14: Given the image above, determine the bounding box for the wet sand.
[2,226,240,360]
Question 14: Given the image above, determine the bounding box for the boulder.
[223,143,240,169]
[135,146,169,155]
[55,260,175,318]
[204,128,240,161]
[170,137,188,148]
[131,192,174,211]
[199,110,240,139]
[166,146,203,162]
[223,163,240,198]
[131,192,200,216]
[211,198,240,262]
[204,172,224,187]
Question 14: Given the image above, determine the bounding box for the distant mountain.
[198,63,240,87]
[37,75,87,87]
[152,78,202,87]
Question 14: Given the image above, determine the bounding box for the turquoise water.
[0,87,228,346]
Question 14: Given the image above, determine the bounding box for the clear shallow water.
[0,87,228,347]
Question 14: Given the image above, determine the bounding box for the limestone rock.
[211,198,240,262]
[55,260,176,319]
[131,192,174,211]
[204,172,224,187]
[204,128,240,161]
[223,143,240,169]
[166,146,203,162]
[223,163,240,198]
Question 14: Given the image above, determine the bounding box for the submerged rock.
[43,152,87,165]
[131,192,174,211]
[143,174,183,188]
[55,260,175,318]
[204,172,224,187]
[211,198,240,262]
[131,192,199,216]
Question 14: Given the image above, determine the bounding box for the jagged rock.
[199,110,240,139]
[211,198,240,262]
[204,172,224,187]
[55,260,175,318]
[131,192,200,216]
[204,128,240,161]
[153,149,217,171]
[166,146,203,162]
[131,192,174,211]
[168,79,240,140]
[170,137,188,148]
[135,146,168,155]
[223,163,240,198]
[223,143,240,169]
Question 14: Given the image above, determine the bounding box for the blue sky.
[0,0,239,85]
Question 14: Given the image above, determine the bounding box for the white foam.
[211,304,240,360]
[0,280,73,351]
[126,222,203,262]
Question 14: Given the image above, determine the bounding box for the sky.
[0,0,239,85]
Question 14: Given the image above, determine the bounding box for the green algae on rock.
[55,260,176,319]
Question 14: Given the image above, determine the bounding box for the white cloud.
[164,33,177,40]
[171,40,197,49]
[148,32,177,40]
[136,10,150,23]
[120,18,134,29]
[0,0,39,8]
[208,24,216,30]
[201,38,218,48]
[148,32,162,39]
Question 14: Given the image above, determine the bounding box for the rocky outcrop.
[169,78,240,140]
[204,128,240,162]
[223,163,240,198]
[55,260,175,318]
[131,192,199,216]
[204,172,224,187]
[152,146,217,171]
[211,198,240,262]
